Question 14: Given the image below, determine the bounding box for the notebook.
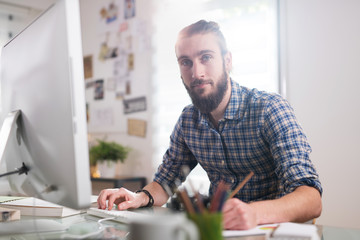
[0,196,80,218]
[269,222,320,240]
[223,222,320,240]
[0,206,20,222]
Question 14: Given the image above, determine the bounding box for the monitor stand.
[0,110,30,178]
[0,110,58,201]
[0,110,26,167]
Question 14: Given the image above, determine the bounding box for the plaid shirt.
[154,80,322,202]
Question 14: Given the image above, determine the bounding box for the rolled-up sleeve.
[262,96,323,196]
[153,112,198,193]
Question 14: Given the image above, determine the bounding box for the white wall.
[79,0,156,183]
[281,0,360,229]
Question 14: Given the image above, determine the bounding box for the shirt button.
[221,160,225,165]
[231,179,235,183]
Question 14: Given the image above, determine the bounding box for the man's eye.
[180,59,192,67]
[201,54,212,63]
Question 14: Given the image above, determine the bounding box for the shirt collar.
[197,79,244,126]
[223,79,244,120]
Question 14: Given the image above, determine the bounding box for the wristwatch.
[135,189,154,208]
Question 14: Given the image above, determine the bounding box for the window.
[152,0,279,194]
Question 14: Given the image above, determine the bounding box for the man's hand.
[222,198,257,230]
[97,187,148,210]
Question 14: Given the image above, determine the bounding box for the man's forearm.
[142,181,170,207]
[250,186,322,224]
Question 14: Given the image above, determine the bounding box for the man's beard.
[183,69,228,114]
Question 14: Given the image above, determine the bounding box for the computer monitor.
[0,0,91,210]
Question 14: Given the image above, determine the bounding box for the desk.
[91,176,147,195]
[1,211,360,240]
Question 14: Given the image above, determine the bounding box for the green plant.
[89,139,131,166]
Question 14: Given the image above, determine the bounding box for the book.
[0,196,80,218]
[269,222,320,240]
[0,207,20,222]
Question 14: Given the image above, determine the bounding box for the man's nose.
[191,61,205,79]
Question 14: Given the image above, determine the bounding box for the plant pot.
[90,165,100,178]
[97,160,118,178]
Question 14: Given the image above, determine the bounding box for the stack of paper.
[0,196,80,218]
[0,206,20,222]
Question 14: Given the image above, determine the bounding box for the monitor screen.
[0,0,91,210]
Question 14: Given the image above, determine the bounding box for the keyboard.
[87,207,150,224]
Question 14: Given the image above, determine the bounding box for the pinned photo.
[98,41,119,61]
[94,79,104,100]
[128,53,134,70]
[124,0,135,19]
[83,55,93,79]
[100,2,119,24]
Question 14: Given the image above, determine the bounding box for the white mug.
[129,213,198,240]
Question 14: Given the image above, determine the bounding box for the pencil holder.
[188,212,223,240]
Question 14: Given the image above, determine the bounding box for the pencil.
[178,189,195,214]
[228,171,254,199]
[188,180,207,214]
[209,181,227,212]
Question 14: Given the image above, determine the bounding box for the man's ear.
[224,51,232,72]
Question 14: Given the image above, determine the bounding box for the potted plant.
[89,139,131,178]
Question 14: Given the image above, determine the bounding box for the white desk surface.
[0,210,359,240]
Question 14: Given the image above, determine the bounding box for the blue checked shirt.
[154,80,322,202]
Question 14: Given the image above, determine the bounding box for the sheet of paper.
[272,222,319,239]
[1,197,62,208]
[223,224,278,237]
[0,196,27,203]
[91,108,114,127]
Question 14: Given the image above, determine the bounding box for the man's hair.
[180,20,228,55]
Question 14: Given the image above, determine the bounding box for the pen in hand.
[228,171,254,199]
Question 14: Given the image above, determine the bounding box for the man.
[97,20,322,230]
